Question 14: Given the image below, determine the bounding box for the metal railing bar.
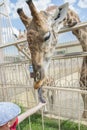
[59,22,87,34]
[0,51,86,66]
[0,86,87,94]
[52,52,87,60]
[44,86,87,94]
[56,41,80,49]
[0,38,27,49]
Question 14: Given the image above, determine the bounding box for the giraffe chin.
[34,78,45,89]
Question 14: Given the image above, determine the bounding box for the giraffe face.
[27,14,53,89]
[64,9,80,27]
[17,0,69,89]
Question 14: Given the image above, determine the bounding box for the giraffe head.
[17,0,69,89]
[64,8,80,27]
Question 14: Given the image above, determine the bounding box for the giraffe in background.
[64,9,87,118]
[46,6,87,117]
[17,0,69,103]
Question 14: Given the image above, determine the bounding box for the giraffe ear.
[53,3,69,23]
[52,2,69,33]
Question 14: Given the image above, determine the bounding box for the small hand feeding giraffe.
[17,0,69,103]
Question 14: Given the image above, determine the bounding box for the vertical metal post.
[78,92,81,130]
[58,90,61,130]
[41,107,45,130]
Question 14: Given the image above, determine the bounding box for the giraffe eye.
[44,32,51,41]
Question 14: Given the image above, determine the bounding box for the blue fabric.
[0,102,21,126]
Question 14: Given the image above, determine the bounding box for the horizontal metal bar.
[0,39,80,50]
[44,86,87,94]
[0,59,30,66]
[0,85,32,87]
[0,51,87,66]
[0,86,87,95]
[59,22,87,34]
[56,41,80,49]
[52,51,87,60]
[0,38,27,49]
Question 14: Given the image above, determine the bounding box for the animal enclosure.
[0,1,87,130]
[0,47,87,130]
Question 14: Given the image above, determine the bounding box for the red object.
[10,118,18,130]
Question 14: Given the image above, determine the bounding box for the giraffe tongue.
[38,87,46,103]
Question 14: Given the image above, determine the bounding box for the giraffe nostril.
[36,72,41,81]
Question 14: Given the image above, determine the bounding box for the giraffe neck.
[72,27,87,52]
[74,27,87,90]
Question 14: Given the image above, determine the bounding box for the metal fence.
[0,52,87,130]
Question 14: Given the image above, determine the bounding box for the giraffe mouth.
[34,78,45,89]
